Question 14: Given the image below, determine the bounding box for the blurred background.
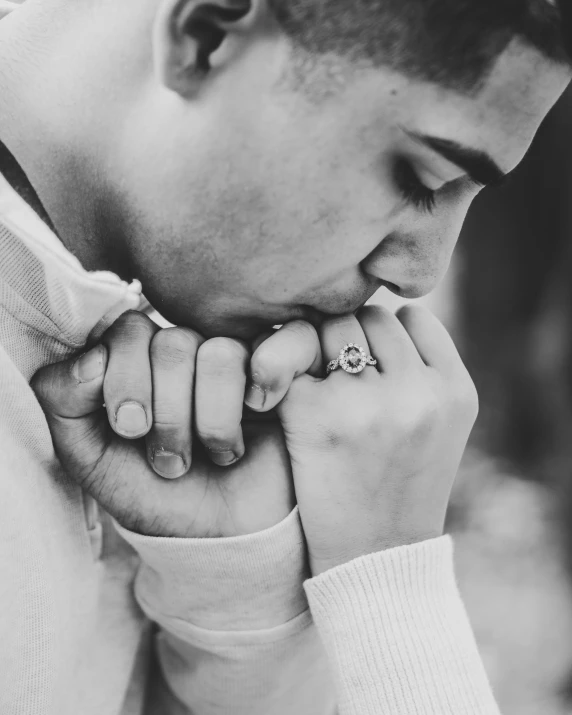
[379,83,572,715]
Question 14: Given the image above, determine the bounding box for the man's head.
[2,0,571,337]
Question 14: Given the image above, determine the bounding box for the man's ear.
[153,0,263,98]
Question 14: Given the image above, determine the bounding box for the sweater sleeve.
[115,508,336,715]
[304,536,501,715]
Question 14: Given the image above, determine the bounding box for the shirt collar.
[0,172,142,348]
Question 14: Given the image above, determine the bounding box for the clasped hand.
[32,305,478,575]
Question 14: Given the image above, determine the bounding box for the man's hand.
[31,311,320,538]
[272,304,479,576]
[94,311,322,473]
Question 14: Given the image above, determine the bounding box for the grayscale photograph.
[0,1,571,713]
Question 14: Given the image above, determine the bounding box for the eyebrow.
[406,131,507,187]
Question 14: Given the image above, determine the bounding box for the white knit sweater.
[0,171,501,715]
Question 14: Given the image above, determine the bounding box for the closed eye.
[394,159,437,214]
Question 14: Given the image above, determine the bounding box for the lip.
[298,302,368,329]
[272,282,399,331]
[301,284,393,325]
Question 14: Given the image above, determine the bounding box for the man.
[0,1,569,713]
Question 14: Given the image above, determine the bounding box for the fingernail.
[115,402,148,438]
[245,383,266,410]
[74,346,105,384]
[209,450,239,467]
[152,450,187,480]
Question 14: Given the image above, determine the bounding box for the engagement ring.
[326,343,378,375]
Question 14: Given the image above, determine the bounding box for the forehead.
[334,40,571,174]
[429,40,571,171]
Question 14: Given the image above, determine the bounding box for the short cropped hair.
[268,0,571,92]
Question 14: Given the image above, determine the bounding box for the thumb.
[32,346,112,479]
[32,345,108,419]
[32,347,159,533]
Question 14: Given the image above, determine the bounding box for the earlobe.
[153,0,255,99]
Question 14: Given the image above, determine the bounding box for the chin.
[202,320,276,341]
[146,292,294,341]
[156,308,277,341]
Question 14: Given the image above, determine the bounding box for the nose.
[362,208,466,299]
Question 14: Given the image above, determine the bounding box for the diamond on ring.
[326,343,378,375]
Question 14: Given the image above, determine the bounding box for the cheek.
[220,189,349,294]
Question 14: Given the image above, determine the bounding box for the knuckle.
[151,409,188,432]
[116,309,155,331]
[197,338,248,373]
[359,303,394,324]
[197,423,236,450]
[398,303,428,321]
[106,310,156,343]
[251,348,286,388]
[252,330,276,353]
[104,366,148,394]
[396,303,432,332]
[151,327,201,366]
[285,319,319,342]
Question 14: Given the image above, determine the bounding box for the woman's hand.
[272,304,478,576]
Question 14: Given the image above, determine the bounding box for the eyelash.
[394,159,437,214]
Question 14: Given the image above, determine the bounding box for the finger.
[396,304,462,372]
[320,314,373,378]
[31,345,111,480]
[251,330,276,353]
[195,337,250,467]
[356,304,425,372]
[246,320,323,412]
[101,311,159,440]
[32,344,108,419]
[145,327,204,480]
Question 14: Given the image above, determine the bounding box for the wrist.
[309,528,444,576]
[115,506,311,630]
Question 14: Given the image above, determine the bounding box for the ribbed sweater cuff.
[116,507,311,631]
[304,536,500,715]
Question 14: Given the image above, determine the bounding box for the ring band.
[326,343,378,375]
